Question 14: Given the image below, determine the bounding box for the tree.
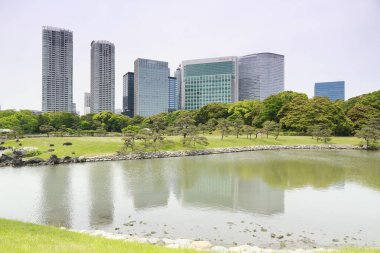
[206,118,218,134]
[122,125,140,135]
[228,100,263,126]
[217,118,231,140]
[194,103,229,124]
[174,112,196,143]
[39,125,55,137]
[243,125,254,139]
[262,121,277,138]
[313,124,333,143]
[122,130,138,151]
[231,117,244,139]
[197,123,208,135]
[355,118,380,148]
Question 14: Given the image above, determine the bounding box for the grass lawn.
[0,219,378,253]
[1,135,364,159]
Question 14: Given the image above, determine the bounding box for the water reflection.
[88,163,114,227]
[39,166,71,227]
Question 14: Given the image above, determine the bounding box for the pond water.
[0,150,379,249]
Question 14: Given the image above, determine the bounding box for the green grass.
[0,218,196,253]
[0,219,378,253]
[1,135,364,159]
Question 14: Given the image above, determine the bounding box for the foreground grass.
[2,135,364,159]
[0,219,378,253]
[0,219,196,253]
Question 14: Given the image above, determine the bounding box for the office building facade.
[238,53,284,101]
[134,58,169,117]
[314,81,345,101]
[90,40,115,113]
[168,77,178,112]
[123,72,134,117]
[42,26,73,112]
[182,57,238,110]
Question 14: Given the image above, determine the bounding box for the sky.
[0,0,379,114]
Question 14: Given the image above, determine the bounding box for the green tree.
[355,118,380,148]
[228,100,263,126]
[174,112,196,143]
[39,124,55,137]
[217,118,231,140]
[194,103,229,124]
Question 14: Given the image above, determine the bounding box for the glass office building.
[314,81,345,101]
[182,57,238,110]
[174,66,182,110]
[123,72,134,117]
[42,26,73,112]
[168,77,178,112]
[134,58,169,117]
[238,53,284,101]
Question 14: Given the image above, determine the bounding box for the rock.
[147,238,159,244]
[332,239,339,242]
[47,149,55,152]
[49,144,54,147]
[191,240,212,250]
[48,154,61,165]
[174,239,192,248]
[271,233,276,238]
[261,227,267,232]
[277,235,284,239]
[229,245,255,252]
[24,157,45,165]
[63,142,72,146]
[162,238,175,245]
[211,245,229,253]
[12,157,24,167]
[62,156,72,163]
[0,154,12,163]
[13,150,25,158]
[78,156,86,162]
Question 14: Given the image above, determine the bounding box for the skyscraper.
[168,77,178,112]
[42,26,73,112]
[314,81,345,101]
[134,58,169,117]
[123,72,134,117]
[90,40,115,113]
[182,57,238,110]
[238,53,284,101]
[174,66,182,110]
[84,92,91,115]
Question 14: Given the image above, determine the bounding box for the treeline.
[0,90,379,137]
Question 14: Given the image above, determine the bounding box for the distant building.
[84,92,91,115]
[182,57,238,110]
[134,58,169,117]
[168,77,178,112]
[42,26,73,112]
[122,72,134,117]
[238,53,284,101]
[90,40,115,113]
[115,109,122,114]
[314,81,345,101]
[174,66,182,110]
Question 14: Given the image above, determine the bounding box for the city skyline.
[0,0,379,113]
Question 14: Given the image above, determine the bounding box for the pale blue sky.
[0,0,379,114]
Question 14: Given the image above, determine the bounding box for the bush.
[25,149,42,157]
[63,142,72,146]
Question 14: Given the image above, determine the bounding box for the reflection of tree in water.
[89,163,114,227]
[40,165,71,228]
[124,159,169,210]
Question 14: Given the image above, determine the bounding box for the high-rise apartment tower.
[90,40,115,113]
[42,26,73,112]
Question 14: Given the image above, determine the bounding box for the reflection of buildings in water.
[89,164,114,226]
[40,166,71,227]
[125,160,170,210]
[180,173,284,215]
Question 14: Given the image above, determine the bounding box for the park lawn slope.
[0,218,196,253]
[2,135,363,159]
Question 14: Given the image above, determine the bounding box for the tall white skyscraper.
[238,53,284,101]
[42,26,73,112]
[134,58,169,117]
[90,40,115,113]
[174,66,182,110]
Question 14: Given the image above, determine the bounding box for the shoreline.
[0,144,367,168]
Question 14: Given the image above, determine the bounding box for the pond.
[0,150,379,249]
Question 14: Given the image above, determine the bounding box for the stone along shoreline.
[0,144,365,167]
